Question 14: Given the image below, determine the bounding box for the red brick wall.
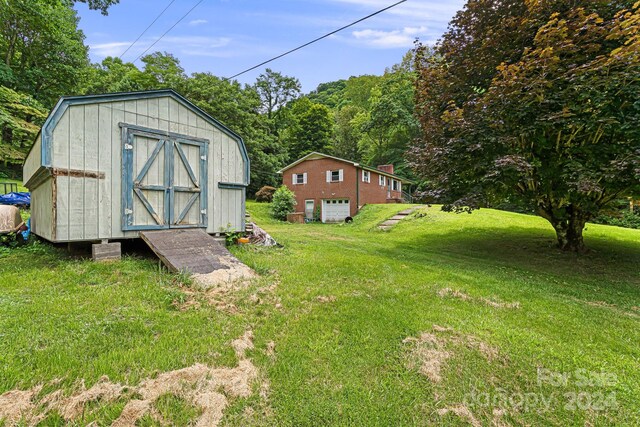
[283,158,358,216]
[282,158,403,219]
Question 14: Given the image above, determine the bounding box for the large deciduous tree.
[281,98,333,161]
[412,1,640,252]
[0,0,89,108]
[0,86,47,167]
[254,68,301,119]
[183,73,284,194]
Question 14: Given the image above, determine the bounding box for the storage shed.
[23,90,249,244]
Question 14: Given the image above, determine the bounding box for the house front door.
[305,200,315,219]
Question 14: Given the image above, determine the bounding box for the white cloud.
[89,41,131,57]
[329,0,463,22]
[162,36,231,48]
[188,19,208,26]
[90,36,232,59]
[351,26,428,48]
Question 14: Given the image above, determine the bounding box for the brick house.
[278,152,413,223]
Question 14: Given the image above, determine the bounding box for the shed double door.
[122,125,208,231]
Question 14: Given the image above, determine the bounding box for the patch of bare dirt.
[437,405,481,427]
[438,288,520,309]
[0,332,262,427]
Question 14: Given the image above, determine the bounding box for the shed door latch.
[124,144,133,150]
[124,209,133,215]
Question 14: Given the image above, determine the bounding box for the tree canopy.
[412,1,640,251]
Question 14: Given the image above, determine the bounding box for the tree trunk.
[550,215,587,253]
[537,205,588,253]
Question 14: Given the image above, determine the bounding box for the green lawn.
[0,203,639,425]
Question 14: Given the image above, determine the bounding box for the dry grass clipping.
[438,287,520,309]
[437,405,481,427]
[0,331,260,427]
[404,325,507,425]
[192,258,256,289]
[404,325,501,384]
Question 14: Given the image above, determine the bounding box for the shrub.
[592,210,640,229]
[255,185,277,202]
[271,186,297,220]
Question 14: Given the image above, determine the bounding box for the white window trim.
[326,169,343,183]
[293,172,307,185]
[379,175,385,186]
[362,170,370,183]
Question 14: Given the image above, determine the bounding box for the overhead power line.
[119,0,177,59]
[225,0,407,80]
[133,0,207,63]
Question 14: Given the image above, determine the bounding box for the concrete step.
[390,215,407,220]
[379,220,399,227]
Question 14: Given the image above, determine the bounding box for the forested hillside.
[0,0,416,194]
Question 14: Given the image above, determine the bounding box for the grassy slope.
[0,203,638,425]
[236,203,640,426]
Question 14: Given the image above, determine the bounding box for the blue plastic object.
[0,192,30,206]
[21,218,31,240]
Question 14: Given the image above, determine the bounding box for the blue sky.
[75,0,465,93]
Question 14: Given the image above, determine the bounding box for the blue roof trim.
[39,89,250,185]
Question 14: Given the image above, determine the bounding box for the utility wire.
[133,0,207,63]
[225,0,407,80]
[119,0,177,59]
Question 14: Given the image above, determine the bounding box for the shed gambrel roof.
[34,89,249,184]
[277,152,414,184]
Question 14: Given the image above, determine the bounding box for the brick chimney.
[377,164,394,174]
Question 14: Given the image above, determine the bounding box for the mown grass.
[0,202,639,425]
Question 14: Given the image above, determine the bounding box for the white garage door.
[322,199,350,223]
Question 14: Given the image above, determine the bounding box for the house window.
[362,170,370,183]
[326,169,343,182]
[392,179,400,191]
[292,173,307,185]
[379,175,385,186]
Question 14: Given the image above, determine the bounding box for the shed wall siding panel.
[23,136,42,184]
[52,109,70,170]
[30,177,54,240]
[42,94,246,241]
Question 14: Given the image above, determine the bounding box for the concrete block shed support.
[92,241,121,261]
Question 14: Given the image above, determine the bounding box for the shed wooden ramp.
[140,229,251,278]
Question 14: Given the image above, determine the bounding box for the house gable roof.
[35,89,249,184]
[277,152,413,184]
